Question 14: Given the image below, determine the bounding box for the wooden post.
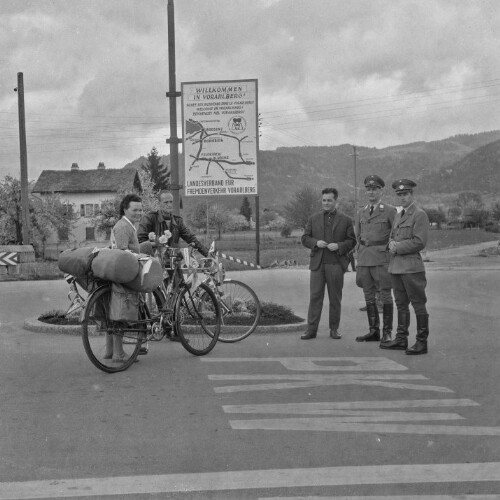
[16,72,31,244]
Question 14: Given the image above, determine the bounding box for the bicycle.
[68,245,221,373]
[196,242,261,343]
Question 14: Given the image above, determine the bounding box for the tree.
[92,170,158,237]
[455,191,484,211]
[239,196,252,222]
[423,207,447,229]
[142,147,169,191]
[0,176,76,256]
[283,186,320,229]
[491,202,500,222]
[186,202,231,240]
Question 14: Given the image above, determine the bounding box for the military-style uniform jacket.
[302,210,356,272]
[388,204,429,274]
[355,202,396,266]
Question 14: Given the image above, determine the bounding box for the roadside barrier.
[215,251,262,269]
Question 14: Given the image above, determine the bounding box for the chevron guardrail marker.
[0,252,19,266]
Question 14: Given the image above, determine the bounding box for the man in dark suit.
[301,187,356,339]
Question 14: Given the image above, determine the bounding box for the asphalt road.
[0,250,500,499]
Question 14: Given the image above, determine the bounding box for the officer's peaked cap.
[364,175,384,188]
[392,179,417,193]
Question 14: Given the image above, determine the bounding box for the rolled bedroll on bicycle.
[59,244,221,373]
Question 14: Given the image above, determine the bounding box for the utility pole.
[350,145,359,210]
[16,72,31,244]
[166,0,182,215]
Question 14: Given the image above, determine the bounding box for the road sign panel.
[0,252,19,266]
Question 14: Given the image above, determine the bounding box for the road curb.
[23,317,306,335]
[23,318,82,335]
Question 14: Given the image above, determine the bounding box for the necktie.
[401,209,405,217]
[369,205,374,216]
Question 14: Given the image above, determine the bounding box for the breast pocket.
[397,223,413,239]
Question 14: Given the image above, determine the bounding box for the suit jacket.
[388,204,429,274]
[111,217,140,253]
[302,210,356,272]
[354,202,396,266]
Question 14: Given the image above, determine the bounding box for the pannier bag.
[124,256,163,293]
[58,247,98,277]
[91,248,140,284]
[109,283,140,322]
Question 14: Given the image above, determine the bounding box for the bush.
[260,302,304,324]
[280,225,292,238]
[38,309,79,325]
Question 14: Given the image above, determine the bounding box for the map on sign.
[182,80,258,197]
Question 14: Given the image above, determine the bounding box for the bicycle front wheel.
[82,286,145,373]
[175,282,221,355]
[217,279,261,342]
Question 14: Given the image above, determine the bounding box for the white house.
[32,162,142,253]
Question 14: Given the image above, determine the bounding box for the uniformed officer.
[354,175,397,343]
[380,179,430,355]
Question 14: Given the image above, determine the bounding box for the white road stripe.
[210,374,453,393]
[222,399,479,414]
[260,496,500,500]
[230,419,500,435]
[202,357,408,371]
[1,463,500,499]
[228,411,464,422]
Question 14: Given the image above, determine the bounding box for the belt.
[359,239,388,247]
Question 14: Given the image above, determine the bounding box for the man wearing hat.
[380,179,430,355]
[354,175,397,344]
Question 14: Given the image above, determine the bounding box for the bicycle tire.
[82,285,144,373]
[175,282,221,355]
[216,279,261,343]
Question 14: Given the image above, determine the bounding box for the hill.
[123,130,500,210]
[418,139,500,194]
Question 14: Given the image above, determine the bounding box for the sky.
[1,0,500,181]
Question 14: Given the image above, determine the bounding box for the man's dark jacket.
[137,211,207,256]
[301,210,356,271]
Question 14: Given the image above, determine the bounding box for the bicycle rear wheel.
[175,282,221,355]
[217,279,261,342]
[82,286,145,373]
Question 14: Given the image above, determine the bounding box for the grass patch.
[38,309,79,325]
[259,302,304,325]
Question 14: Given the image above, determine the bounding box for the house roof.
[32,168,142,194]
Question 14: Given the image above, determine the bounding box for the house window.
[62,203,73,217]
[80,204,100,218]
[85,227,95,241]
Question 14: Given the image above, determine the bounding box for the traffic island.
[23,317,307,335]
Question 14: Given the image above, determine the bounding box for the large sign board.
[181,79,258,197]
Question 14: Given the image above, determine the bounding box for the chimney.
[71,162,79,172]
[97,162,105,170]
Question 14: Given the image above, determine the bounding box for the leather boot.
[381,303,393,343]
[406,314,429,355]
[380,310,409,350]
[356,303,380,341]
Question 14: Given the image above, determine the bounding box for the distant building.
[31,162,141,251]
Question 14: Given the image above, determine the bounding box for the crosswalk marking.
[209,373,453,393]
[222,398,479,414]
[202,357,408,371]
[260,496,500,500]
[1,463,499,499]
[230,419,500,435]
